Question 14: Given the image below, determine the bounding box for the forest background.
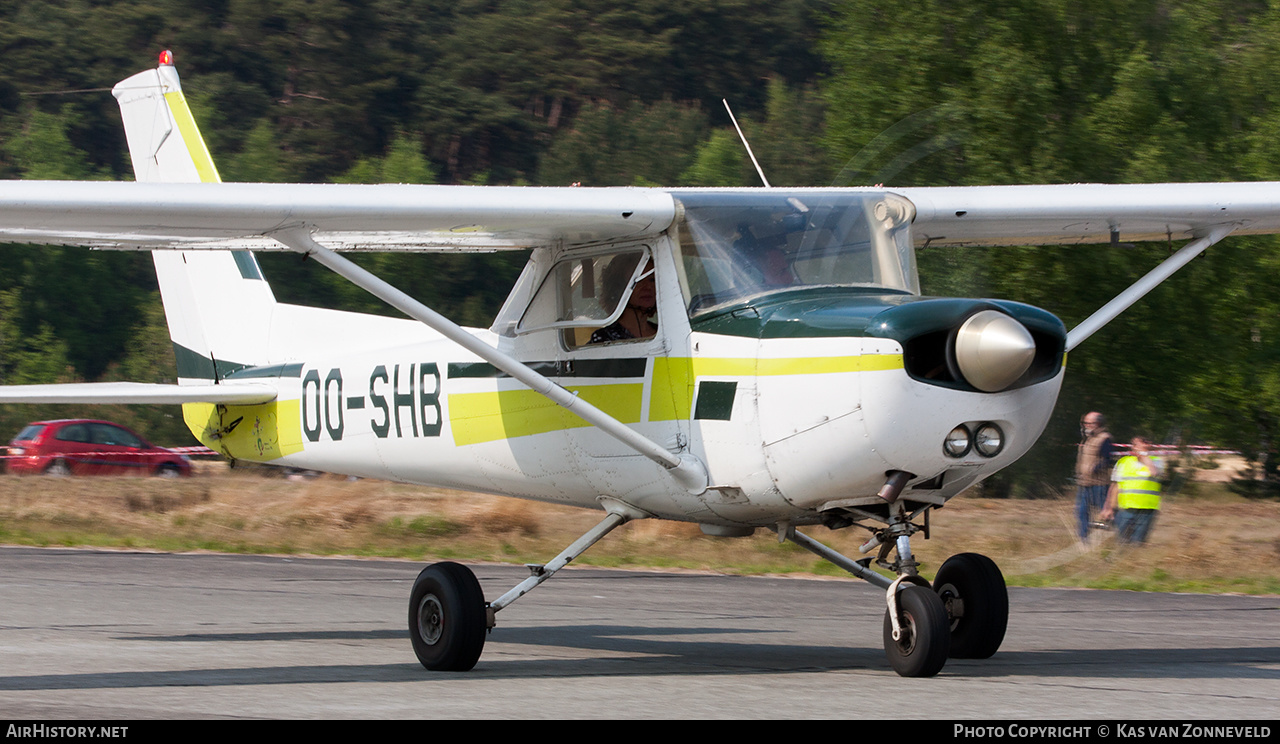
[1,0,1279,497]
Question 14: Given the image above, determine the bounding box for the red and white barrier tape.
[1110,444,1240,455]
[0,445,219,460]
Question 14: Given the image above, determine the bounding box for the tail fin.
[112,51,276,383]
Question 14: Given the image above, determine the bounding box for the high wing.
[2,180,1280,253]
[0,180,676,252]
[896,182,1280,246]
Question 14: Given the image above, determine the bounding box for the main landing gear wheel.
[409,562,487,671]
[933,552,1008,659]
[883,584,951,677]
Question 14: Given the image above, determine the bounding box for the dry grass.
[0,468,1277,593]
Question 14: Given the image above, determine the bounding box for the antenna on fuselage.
[722,99,771,188]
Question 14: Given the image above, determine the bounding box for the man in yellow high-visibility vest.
[1101,436,1163,543]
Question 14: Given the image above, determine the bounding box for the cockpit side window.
[583,257,656,347]
[515,247,656,348]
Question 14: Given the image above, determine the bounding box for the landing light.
[973,423,1005,457]
[943,425,971,458]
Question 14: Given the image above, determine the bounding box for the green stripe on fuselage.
[447,358,648,379]
[172,342,249,381]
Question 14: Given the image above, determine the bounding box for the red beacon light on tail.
[158,50,174,67]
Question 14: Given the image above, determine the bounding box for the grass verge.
[1,472,1277,594]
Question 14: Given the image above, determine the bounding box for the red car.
[4,419,193,477]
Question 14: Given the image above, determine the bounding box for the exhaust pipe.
[877,470,914,504]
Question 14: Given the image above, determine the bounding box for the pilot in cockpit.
[590,258,657,344]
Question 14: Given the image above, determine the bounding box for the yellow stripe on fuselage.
[650,353,902,422]
[163,91,222,184]
[449,383,643,446]
[447,354,903,445]
[699,355,903,377]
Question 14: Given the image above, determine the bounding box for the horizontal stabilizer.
[0,381,277,405]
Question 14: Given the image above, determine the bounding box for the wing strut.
[270,227,708,494]
[1066,225,1234,351]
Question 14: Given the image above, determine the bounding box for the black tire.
[882,584,951,677]
[933,552,1008,659]
[44,459,71,477]
[155,463,182,478]
[409,562,487,671]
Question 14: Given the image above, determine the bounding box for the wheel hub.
[893,611,918,654]
[937,582,965,631]
[417,595,444,645]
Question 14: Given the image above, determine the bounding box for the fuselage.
[185,190,1068,529]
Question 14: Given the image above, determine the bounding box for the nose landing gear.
[882,583,951,677]
[875,504,951,677]
[789,478,1009,677]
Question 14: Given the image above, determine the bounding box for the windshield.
[671,191,918,316]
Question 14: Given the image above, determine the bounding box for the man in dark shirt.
[1075,411,1114,541]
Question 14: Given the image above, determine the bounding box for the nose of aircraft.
[952,310,1036,392]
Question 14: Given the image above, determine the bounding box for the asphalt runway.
[0,546,1276,719]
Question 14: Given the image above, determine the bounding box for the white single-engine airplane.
[2,53,1278,677]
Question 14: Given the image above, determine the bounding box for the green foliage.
[222,119,288,183]
[538,100,707,187]
[821,0,1249,186]
[332,131,437,185]
[824,0,1280,493]
[680,129,751,187]
[0,287,77,444]
[754,79,832,186]
[0,289,71,385]
[418,0,831,182]
[678,79,832,188]
[4,107,100,180]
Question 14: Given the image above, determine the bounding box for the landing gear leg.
[875,507,949,677]
[408,498,647,672]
